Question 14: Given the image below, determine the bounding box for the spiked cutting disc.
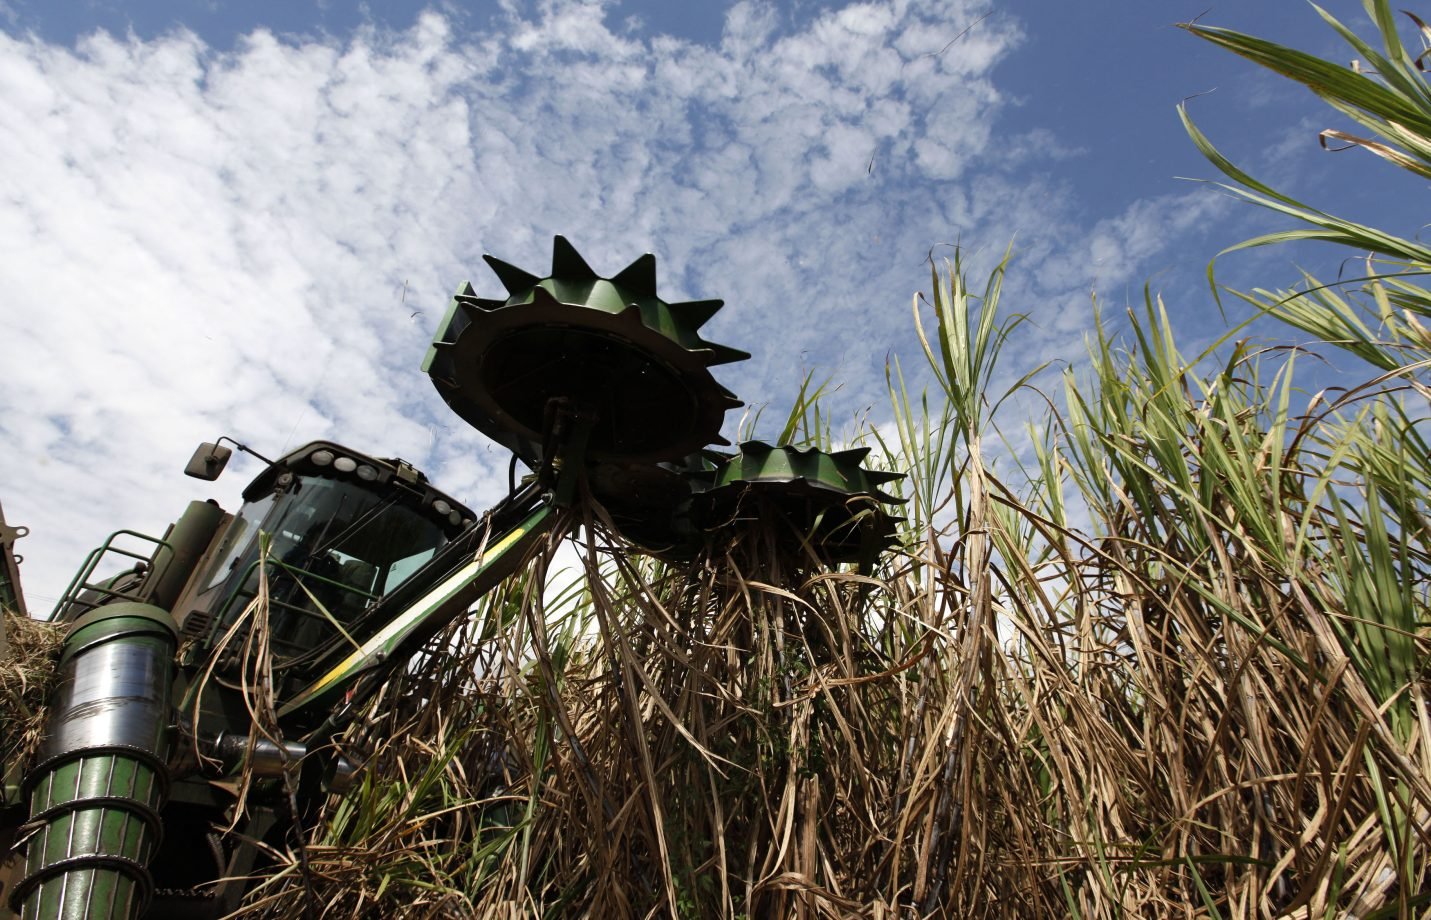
[690,441,905,563]
[424,236,749,465]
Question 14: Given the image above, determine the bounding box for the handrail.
[51,530,175,620]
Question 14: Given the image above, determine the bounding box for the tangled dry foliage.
[228,6,1431,918]
[230,273,1430,919]
[0,608,63,780]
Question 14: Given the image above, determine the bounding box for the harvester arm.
[277,500,557,720]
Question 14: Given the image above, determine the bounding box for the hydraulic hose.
[11,602,177,920]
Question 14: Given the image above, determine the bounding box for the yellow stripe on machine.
[281,519,540,714]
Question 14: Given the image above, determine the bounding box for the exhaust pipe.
[10,602,177,920]
[136,499,226,612]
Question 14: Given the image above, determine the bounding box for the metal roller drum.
[12,602,177,920]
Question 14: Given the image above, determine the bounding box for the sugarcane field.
[1,2,1428,918]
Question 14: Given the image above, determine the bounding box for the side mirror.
[185,442,233,481]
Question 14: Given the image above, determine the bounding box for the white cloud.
[721,1,779,59]
[0,0,1218,608]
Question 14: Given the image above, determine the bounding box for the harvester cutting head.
[424,236,748,466]
[584,442,906,564]
[691,441,905,563]
[423,235,905,564]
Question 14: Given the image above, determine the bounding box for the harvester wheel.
[690,441,905,563]
[424,236,748,466]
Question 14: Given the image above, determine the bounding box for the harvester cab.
[167,441,474,689]
[1,236,905,920]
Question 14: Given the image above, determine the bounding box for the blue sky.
[0,0,1419,607]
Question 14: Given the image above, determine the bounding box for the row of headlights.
[310,448,380,481]
[309,448,467,528]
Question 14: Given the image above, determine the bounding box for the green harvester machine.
[0,237,902,919]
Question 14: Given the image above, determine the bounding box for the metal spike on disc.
[830,446,872,464]
[482,255,540,295]
[611,253,657,296]
[551,235,598,279]
[670,299,723,331]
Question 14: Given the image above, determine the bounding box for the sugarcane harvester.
[0,237,902,919]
